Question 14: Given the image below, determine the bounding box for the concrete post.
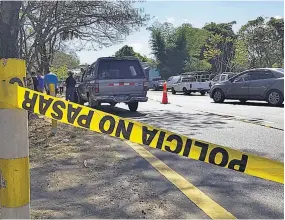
[0,59,30,218]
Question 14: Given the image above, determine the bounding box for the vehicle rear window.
[98,60,145,79]
[272,70,284,78]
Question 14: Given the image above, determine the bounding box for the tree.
[149,28,168,77]
[178,23,211,72]
[238,16,284,68]
[202,21,237,73]
[0,1,22,58]
[231,39,249,71]
[115,45,137,57]
[0,1,30,218]
[148,22,190,78]
[51,51,80,70]
[19,1,150,73]
[114,45,153,63]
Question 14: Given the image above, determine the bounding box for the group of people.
[29,70,77,102]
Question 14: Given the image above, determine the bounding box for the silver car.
[149,77,165,90]
[209,68,284,106]
[76,57,148,112]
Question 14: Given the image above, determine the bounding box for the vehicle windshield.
[98,60,145,79]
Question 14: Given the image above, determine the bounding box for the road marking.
[125,141,236,220]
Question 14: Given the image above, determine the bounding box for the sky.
[77,1,284,65]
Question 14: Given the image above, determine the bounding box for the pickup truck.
[74,57,148,112]
[171,75,211,95]
[209,72,237,88]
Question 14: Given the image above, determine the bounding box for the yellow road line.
[126,141,236,220]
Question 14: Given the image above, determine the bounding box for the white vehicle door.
[173,76,182,91]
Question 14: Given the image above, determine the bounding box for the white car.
[171,75,211,95]
[166,76,180,90]
[209,72,236,88]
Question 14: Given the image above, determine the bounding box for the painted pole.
[49,83,57,134]
[0,59,30,219]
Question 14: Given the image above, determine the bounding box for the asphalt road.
[94,90,284,219]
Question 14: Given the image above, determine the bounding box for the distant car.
[171,74,211,95]
[209,72,237,88]
[149,77,165,90]
[209,68,284,106]
[166,76,180,90]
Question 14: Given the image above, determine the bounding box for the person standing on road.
[44,69,59,96]
[65,71,77,102]
[37,71,45,93]
[59,80,65,95]
[31,71,39,91]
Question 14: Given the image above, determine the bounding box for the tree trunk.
[0,1,21,58]
[0,1,30,218]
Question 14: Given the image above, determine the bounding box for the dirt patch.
[29,115,192,219]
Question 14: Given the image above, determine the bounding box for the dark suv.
[74,57,148,112]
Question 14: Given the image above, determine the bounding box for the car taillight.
[95,83,99,93]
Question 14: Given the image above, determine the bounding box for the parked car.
[166,76,180,90]
[171,74,211,95]
[209,72,237,88]
[149,77,165,90]
[75,57,148,112]
[209,68,284,106]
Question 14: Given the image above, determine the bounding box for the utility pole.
[0,1,30,218]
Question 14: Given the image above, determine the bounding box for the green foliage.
[114,45,155,63]
[232,39,249,71]
[50,65,68,80]
[202,22,237,73]
[51,51,80,70]
[148,16,283,77]
[238,16,284,68]
[50,51,80,80]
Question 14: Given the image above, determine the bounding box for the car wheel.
[171,87,176,94]
[267,90,283,106]
[183,87,188,95]
[88,94,100,108]
[128,102,138,112]
[213,89,225,103]
[154,85,157,91]
[239,99,247,104]
[200,91,206,96]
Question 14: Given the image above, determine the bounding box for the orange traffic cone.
[161,82,168,104]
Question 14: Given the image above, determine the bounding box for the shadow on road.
[212,101,284,108]
[92,105,233,136]
[94,105,147,118]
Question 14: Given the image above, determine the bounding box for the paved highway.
[93,90,284,219]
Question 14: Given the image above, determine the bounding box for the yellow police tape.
[0,65,283,184]
[0,82,283,184]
